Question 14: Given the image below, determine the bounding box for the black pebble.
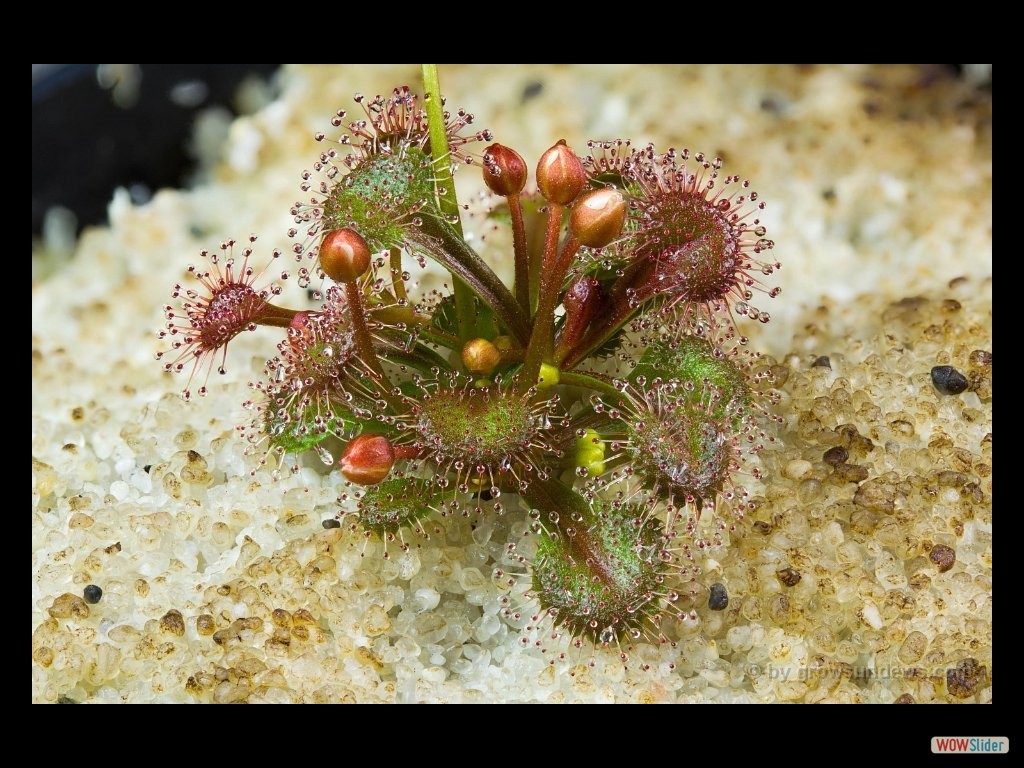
[708,583,729,611]
[83,584,103,604]
[811,356,831,369]
[321,519,341,529]
[521,81,544,102]
[931,365,968,395]
[143,464,152,474]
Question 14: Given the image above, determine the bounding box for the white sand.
[32,65,991,703]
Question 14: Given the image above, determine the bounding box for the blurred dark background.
[32,64,281,238]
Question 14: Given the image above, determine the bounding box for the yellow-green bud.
[537,363,560,389]
[573,428,606,476]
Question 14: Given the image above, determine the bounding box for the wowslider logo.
[932,737,1009,754]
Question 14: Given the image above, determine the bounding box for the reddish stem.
[556,258,654,369]
[554,276,602,363]
[509,193,530,315]
[389,247,408,302]
[394,445,424,461]
[522,478,620,591]
[557,288,638,370]
[255,302,301,329]
[521,205,577,390]
[345,281,387,382]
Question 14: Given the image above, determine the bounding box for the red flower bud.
[536,140,586,205]
[569,188,626,248]
[482,144,528,197]
[339,435,395,485]
[320,228,372,284]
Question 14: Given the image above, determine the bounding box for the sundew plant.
[157,65,784,660]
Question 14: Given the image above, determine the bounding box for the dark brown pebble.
[823,446,849,466]
[777,567,802,587]
[835,463,869,482]
[946,658,987,699]
[159,609,186,636]
[929,544,956,572]
[931,365,968,395]
[968,350,992,368]
[752,520,772,535]
[321,518,341,529]
[893,694,915,704]
[811,356,831,369]
[836,424,874,455]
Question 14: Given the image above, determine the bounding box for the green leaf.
[587,326,627,360]
[431,294,460,337]
[432,294,498,340]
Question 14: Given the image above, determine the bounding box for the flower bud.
[339,434,395,485]
[569,188,626,248]
[536,140,586,205]
[537,363,560,389]
[573,428,606,476]
[462,338,501,376]
[561,275,602,347]
[319,228,372,283]
[482,144,528,197]
[491,335,516,354]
